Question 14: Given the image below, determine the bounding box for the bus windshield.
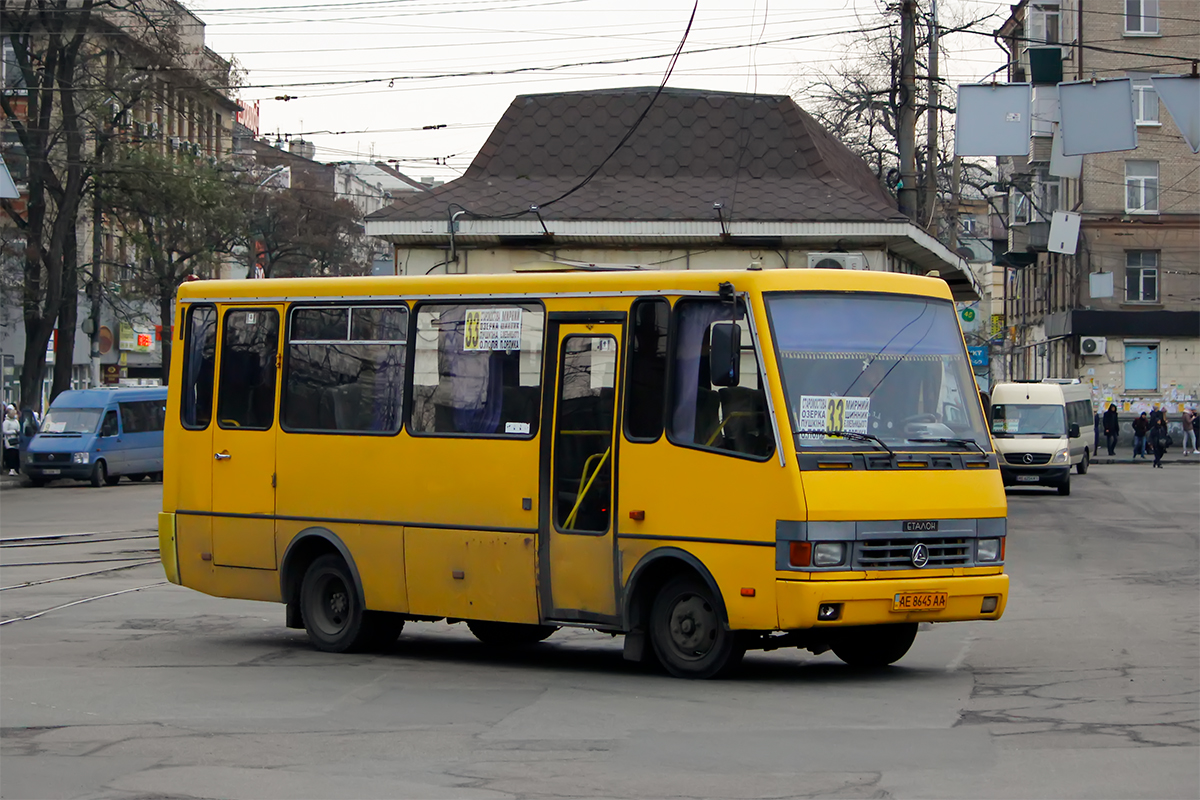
[990,404,1066,437]
[765,292,990,451]
[39,408,102,435]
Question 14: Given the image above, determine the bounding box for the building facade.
[1,0,238,405]
[995,0,1199,424]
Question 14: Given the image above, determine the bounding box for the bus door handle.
[214,451,232,461]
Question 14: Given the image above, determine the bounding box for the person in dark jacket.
[1149,416,1169,468]
[1102,404,1120,456]
[1132,412,1149,459]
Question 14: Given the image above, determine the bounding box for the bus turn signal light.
[789,541,811,567]
[628,510,645,520]
[740,587,756,597]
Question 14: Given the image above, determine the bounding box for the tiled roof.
[369,87,904,224]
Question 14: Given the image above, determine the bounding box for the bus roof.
[177,266,955,304]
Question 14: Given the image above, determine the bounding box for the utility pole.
[897,0,919,222]
[923,0,940,233]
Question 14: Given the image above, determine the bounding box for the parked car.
[24,387,167,487]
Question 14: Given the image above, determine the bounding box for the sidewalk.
[1090,454,1197,466]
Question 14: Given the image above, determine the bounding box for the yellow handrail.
[704,411,756,447]
[563,447,611,530]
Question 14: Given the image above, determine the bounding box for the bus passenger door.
[211,306,282,571]
[541,323,622,623]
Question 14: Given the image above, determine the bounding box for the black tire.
[129,473,148,482]
[91,460,108,488]
[153,471,163,482]
[649,575,744,679]
[28,478,46,488]
[466,620,559,646]
[104,471,121,486]
[831,623,918,667]
[300,554,400,653]
[1076,451,1089,475]
[1057,479,1071,495]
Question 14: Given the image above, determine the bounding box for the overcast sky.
[187,0,1010,182]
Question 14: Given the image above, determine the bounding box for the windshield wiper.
[908,437,987,455]
[795,429,894,458]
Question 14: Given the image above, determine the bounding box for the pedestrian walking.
[1193,408,1200,457]
[1149,416,1169,468]
[1103,403,1120,456]
[1183,406,1197,456]
[2,405,19,475]
[1132,412,1149,459]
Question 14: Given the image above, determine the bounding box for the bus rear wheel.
[467,620,559,646]
[300,554,401,652]
[831,623,918,668]
[649,575,744,679]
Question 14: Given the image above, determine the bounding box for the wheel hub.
[668,595,716,658]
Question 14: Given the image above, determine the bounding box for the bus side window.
[216,309,280,431]
[181,305,217,430]
[410,303,544,437]
[666,300,774,459]
[282,305,407,433]
[624,298,669,442]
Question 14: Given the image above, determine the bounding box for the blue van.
[24,387,168,487]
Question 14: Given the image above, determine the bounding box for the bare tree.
[247,187,370,280]
[793,2,998,241]
[102,147,245,383]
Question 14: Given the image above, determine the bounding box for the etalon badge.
[911,543,930,568]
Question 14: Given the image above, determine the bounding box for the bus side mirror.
[709,322,741,387]
[1069,422,1080,438]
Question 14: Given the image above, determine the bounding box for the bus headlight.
[72,452,90,464]
[977,538,1004,562]
[812,542,846,567]
[1050,448,1070,463]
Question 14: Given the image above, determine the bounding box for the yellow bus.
[159,266,1008,678]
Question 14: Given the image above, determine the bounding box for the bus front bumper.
[777,574,1009,629]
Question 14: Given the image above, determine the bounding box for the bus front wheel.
[467,620,558,646]
[649,575,744,679]
[831,623,917,667]
[300,554,402,652]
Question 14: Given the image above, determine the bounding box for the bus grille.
[1005,452,1051,465]
[856,538,972,568]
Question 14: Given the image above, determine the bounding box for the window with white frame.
[1028,2,1062,44]
[1038,176,1061,220]
[1125,0,1159,35]
[1125,161,1159,213]
[960,216,977,235]
[1010,189,1031,225]
[1130,77,1160,125]
[1125,252,1158,303]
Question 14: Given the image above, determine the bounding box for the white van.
[989,380,1094,496]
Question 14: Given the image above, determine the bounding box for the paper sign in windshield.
[463,308,522,351]
[799,395,870,437]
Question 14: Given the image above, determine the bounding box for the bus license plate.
[892,592,947,612]
[1016,474,1040,482]
[43,469,61,475]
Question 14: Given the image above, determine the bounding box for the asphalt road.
[1,464,1197,800]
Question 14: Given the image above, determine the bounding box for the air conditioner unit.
[1080,336,1107,356]
[169,136,180,150]
[149,122,160,138]
[807,252,868,270]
